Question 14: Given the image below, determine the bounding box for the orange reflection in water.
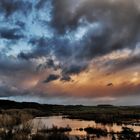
[30,116,140,136]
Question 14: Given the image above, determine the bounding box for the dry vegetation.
[0,100,140,140]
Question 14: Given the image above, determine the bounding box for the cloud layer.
[0,0,140,104]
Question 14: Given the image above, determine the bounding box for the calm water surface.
[30,116,140,138]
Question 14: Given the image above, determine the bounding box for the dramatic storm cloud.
[0,0,140,105]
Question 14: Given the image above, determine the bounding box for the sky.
[0,0,140,105]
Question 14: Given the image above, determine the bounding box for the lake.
[29,116,140,140]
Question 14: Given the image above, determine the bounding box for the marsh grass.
[0,105,140,140]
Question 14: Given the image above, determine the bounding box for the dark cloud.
[35,0,48,10]
[51,0,140,59]
[18,37,52,60]
[46,59,55,68]
[0,0,32,17]
[52,0,140,34]
[51,37,74,60]
[0,27,24,40]
[115,55,140,70]
[0,85,17,97]
[19,0,140,76]
[4,0,140,77]
[18,52,32,61]
[60,75,71,82]
[36,59,60,72]
[46,59,60,70]
[43,74,60,83]
[104,54,140,72]
[29,37,48,48]
[0,84,31,97]
[62,64,87,75]
[15,21,26,29]
[107,83,113,87]
[0,54,36,76]
[51,0,75,34]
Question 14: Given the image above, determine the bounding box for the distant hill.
[97,104,114,108]
[0,99,140,110]
[0,99,63,110]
